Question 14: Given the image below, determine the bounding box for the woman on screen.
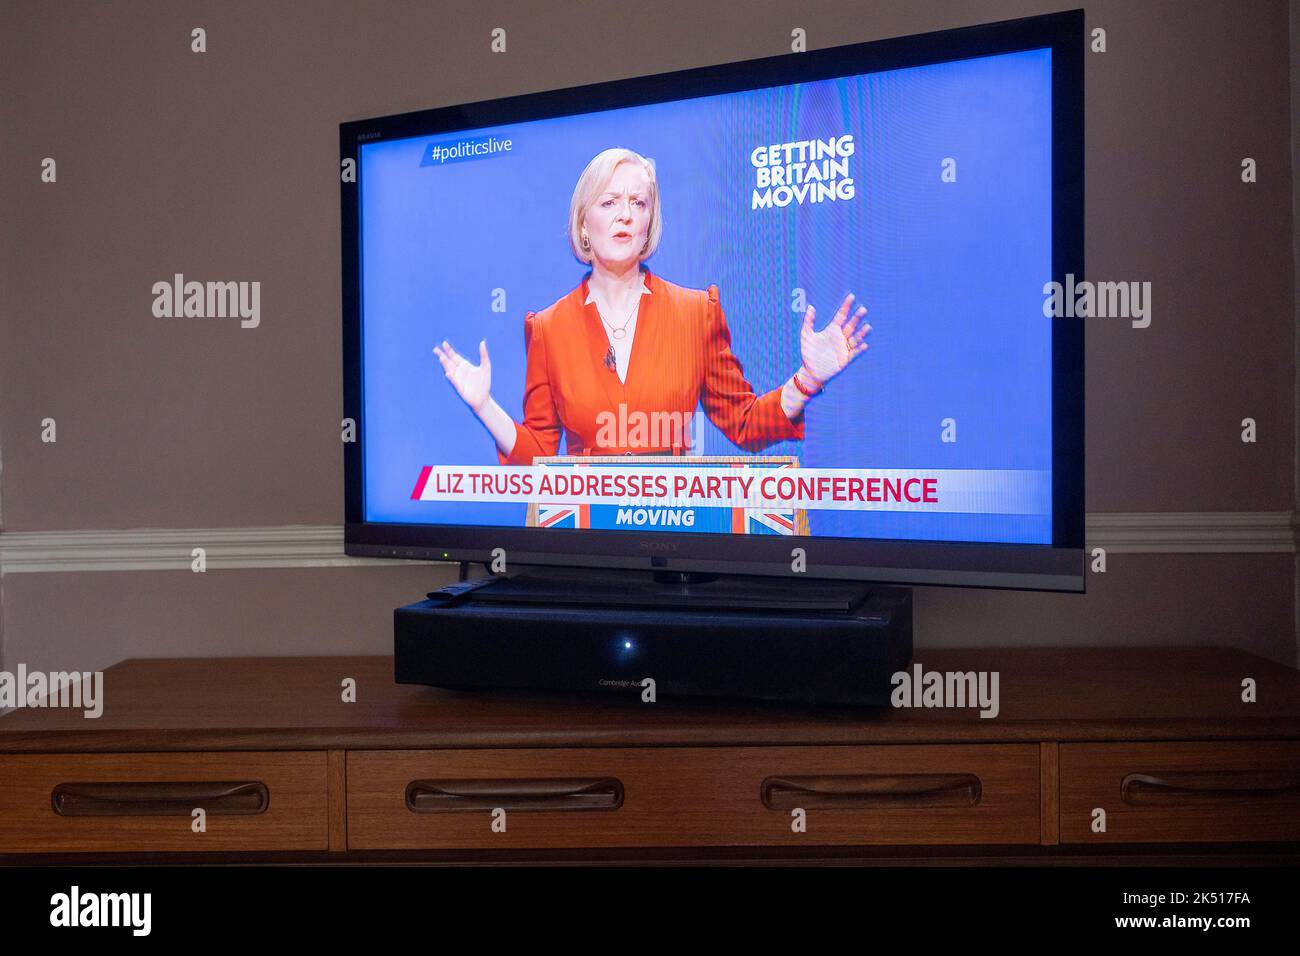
[433,147,871,464]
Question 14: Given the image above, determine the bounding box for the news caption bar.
[411,465,1051,515]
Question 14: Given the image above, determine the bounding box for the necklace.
[597,289,641,340]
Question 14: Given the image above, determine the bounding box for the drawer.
[347,744,1040,849]
[1059,742,1300,844]
[0,752,329,854]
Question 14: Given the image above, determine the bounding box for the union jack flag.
[527,456,806,535]
[535,502,586,530]
[740,461,798,535]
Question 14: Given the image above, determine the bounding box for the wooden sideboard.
[2,648,1299,863]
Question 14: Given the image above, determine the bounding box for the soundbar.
[394,573,912,706]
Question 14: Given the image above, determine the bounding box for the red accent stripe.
[561,464,588,526]
[410,466,433,500]
[732,462,745,533]
[539,509,572,528]
[765,513,794,530]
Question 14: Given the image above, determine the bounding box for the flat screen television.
[341,9,1084,593]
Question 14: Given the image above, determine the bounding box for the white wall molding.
[1086,511,1300,554]
[0,513,1295,573]
[0,526,431,573]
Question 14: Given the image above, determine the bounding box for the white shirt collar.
[585,270,652,305]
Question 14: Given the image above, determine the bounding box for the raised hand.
[433,339,492,413]
[798,292,871,387]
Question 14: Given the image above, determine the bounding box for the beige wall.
[1294,0,1300,668]
[1,0,1296,672]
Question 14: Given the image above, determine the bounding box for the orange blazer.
[500,267,803,465]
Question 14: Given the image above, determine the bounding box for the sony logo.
[638,541,679,552]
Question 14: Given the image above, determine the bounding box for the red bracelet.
[792,369,823,397]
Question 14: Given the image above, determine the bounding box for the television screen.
[342,11,1084,590]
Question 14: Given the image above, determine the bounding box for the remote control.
[426,577,500,605]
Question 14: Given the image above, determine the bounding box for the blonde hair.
[567,147,662,264]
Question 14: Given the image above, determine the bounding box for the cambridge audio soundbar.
[394,573,912,706]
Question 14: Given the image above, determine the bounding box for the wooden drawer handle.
[762,773,981,810]
[405,778,624,813]
[51,782,269,817]
[1121,771,1300,805]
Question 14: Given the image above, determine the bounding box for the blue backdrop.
[360,48,1053,543]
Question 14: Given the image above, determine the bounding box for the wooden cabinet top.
[2,648,1299,752]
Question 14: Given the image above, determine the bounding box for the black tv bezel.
[341,9,1085,592]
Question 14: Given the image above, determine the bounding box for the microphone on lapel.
[603,345,617,373]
